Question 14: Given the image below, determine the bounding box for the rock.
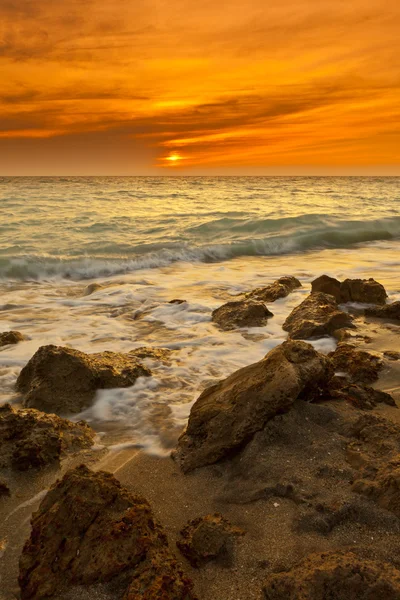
[384,350,400,361]
[311,275,388,305]
[328,378,395,410]
[329,343,383,384]
[0,404,94,471]
[282,293,353,339]
[129,347,172,362]
[0,330,25,347]
[0,478,10,496]
[169,299,186,304]
[353,458,400,519]
[311,275,342,302]
[340,278,387,305]
[245,276,301,303]
[19,465,195,600]
[173,340,332,472]
[365,301,400,321]
[83,283,104,296]
[16,345,151,415]
[211,300,273,330]
[262,551,400,599]
[177,514,244,567]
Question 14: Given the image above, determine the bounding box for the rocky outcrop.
[311,275,387,305]
[16,345,151,415]
[19,465,195,600]
[245,276,301,303]
[328,377,395,409]
[177,514,244,567]
[329,344,383,384]
[211,300,273,330]
[262,551,400,599]
[0,478,10,496]
[0,330,25,347]
[174,340,332,472]
[384,350,400,361]
[0,404,94,471]
[129,347,172,362]
[353,458,400,519]
[365,301,400,321]
[282,293,353,339]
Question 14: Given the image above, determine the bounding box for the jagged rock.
[365,301,400,321]
[0,478,10,496]
[0,330,25,347]
[245,276,301,303]
[282,293,353,339]
[311,275,342,302]
[341,278,387,305]
[384,350,400,361]
[211,300,273,330]
[177,514,244,567]
[328,378,395,410]
[129,347,172,362]
[329,343,383,384]
[173,340,332,472]
[262,551,400,599]
[19,465,196,600]
[311,275,387,305]
[0,404,94,471]
[353,458,400,519]
[16,345,151,415]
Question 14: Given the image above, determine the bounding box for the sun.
[164,153,183,165]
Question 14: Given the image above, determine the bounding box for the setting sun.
[164,153,183,165]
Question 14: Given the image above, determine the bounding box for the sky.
[1,0,400,175]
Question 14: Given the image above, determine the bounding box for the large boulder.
[245,276,302,303]
[282,293,353,339]
[329,344,383,384]
[262,551,400,599]
[0,330,25,347]
[173,340,332,472]
[311,275,387,305]
[365,301,400,321]
[211,300,273,330]
[0,404,94,471]
[16,345,151,415]
[19,465,196,600]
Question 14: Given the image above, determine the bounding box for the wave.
[0,216,399,281]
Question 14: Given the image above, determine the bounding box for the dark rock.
[365,301,400,321]
[83,283,104,296]
[173,340,332,472]
[282,293,353,339]
[340,278,387,305]
[329,343,383,384]
[328,378,395,410]
[19,465,196,600]
[177,514,244,567]
[311,275,342,302]
[212,300,273,330]
[0,478,10,496]
[263,551,400,599]
[16,345,151,415]
[0,404,94,471]
[353,457,400,519]
[384,350,400,361]
[245,276,301,303]
[169,299,187,305]
[0,330,25,347]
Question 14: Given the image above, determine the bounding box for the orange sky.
[1,0,400,175]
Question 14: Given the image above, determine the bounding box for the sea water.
[0,176,399,452]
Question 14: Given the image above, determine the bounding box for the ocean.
[0,176,399,452]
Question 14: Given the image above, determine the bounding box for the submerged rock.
[177,514,244,567]
[384,350,400,361]
[129,346,172,362]
[282,292,353,339]
[16,345,151,415]
[19,465,195,600]
[0,404,94,471]
[365,301,400,321]
[262,551,400,599]
[83,282,104,296]
[0,330,25,347]
[212,300,273,330]
[174,340,331,472]
[311,275,387,305]
[329,343,383,384]
[245,275,302,303]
